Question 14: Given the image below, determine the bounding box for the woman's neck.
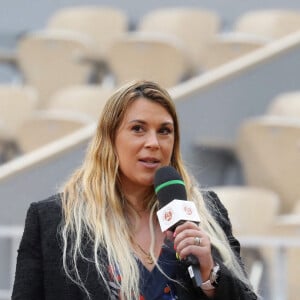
[122,187,153,214]
[129,209,164,271]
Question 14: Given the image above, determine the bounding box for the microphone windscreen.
[154,166,187,209]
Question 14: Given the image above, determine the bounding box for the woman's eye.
[159,127,173,135]
[132,125,143,132]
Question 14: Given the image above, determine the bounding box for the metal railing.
[239,235,300,300]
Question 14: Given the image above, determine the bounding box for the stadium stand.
[1,4,300,299]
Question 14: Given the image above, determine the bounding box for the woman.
[12,80,257,300]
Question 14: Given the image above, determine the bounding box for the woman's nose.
[145,131,160,149]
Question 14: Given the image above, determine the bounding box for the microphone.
[154,166,203,288]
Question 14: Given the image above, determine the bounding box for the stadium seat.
[237,116,300,214]
[0,85,38,138]
[137,7,221,73]
[197,32,267,71]
[15,109,92,153]
[267,91,300,117]
[106,32,192,88]
[46,85,113,120]
[47,5,129,61]
[17,30,97,107]
[234,10,300,40]
[213,185,280,294]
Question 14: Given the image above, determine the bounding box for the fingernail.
[173,232,177,238]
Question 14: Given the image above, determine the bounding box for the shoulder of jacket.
[32,193,62,207]
[28,193,63,219]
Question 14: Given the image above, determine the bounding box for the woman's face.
[115,97,175,192]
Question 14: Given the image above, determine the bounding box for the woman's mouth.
[139,158,160,167]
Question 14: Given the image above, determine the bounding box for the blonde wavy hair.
[60,80,251,299]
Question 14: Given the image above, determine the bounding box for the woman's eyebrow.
[161,121,174,126]
[128,120,174,126]
[128,119,146,124]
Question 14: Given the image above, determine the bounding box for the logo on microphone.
[163,208,173,222]
[184,205,193,216]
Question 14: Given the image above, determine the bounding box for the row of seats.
[45,6,300,68]
[3,5,299,164]
[41,6,300,71]
[1,7,297,216]
[15,29,193,106]
[2,6,300,106]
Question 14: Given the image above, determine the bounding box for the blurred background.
[1,0,300,299]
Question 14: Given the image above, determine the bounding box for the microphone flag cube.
[157,199,200,232]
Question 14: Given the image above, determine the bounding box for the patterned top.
[107,238,180,300]
[138,238,178,300]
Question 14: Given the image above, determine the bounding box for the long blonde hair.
[60,80,251,299]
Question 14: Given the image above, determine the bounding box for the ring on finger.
[194,236,202,246]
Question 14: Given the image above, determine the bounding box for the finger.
[174,228,205,243]
[176,235,204,253]
[177,238,211,261]
[174,221,199,234]
[175,233,211,257]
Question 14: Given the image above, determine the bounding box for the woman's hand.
[169,221,215,283]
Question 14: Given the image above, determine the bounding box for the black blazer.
[12,192,257,300]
